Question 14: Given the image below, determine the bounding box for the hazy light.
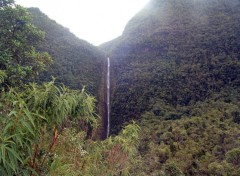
[15,0,150,45]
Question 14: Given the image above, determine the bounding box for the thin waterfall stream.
[107,57,110,137]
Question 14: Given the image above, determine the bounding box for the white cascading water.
[107,57,110,137]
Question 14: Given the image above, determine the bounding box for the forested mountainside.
[28,8,106,96]
[101,0,240,133]
[101,0,240,175]
[2,0,240,175]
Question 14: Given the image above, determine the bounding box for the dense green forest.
[1,0,240,175]
[0,1,139,175]
[102,0,240,134]
[101,0,240,175]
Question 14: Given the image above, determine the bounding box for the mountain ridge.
[100,1,240,174]
[101,0,240,134]
[29,7,106,96]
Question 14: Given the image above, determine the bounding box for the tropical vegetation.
[101,0,240,175]
[1,0,240,175]
[0,0,139,175]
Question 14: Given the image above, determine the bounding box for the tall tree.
[0,0,52,87]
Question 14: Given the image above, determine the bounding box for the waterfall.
[107,57,110,137]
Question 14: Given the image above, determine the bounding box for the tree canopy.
[0,0,51,87]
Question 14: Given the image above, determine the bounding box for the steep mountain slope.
[28,8,108,139]
[28,8,106,97]
[101,0,240,134]
[101,1,240,174]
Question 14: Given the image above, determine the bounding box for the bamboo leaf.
[3,122,14,134]
[21,120,35,136]
[6,146,23,164]
[8,111,17,117]
[1,144,6,167]
[23,109,35,128]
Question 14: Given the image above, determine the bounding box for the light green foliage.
[50,122,140,176]
[208,162,228,176]
[226,148,240,166]
[25,81,97,127]
[138,98,240,175]
[0,0,52,87]
[0,81,97,175]
[0,3,100,173]
[0,70,6,84]
[163,162,184,176]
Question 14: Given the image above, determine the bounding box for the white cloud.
[15,0,150,45]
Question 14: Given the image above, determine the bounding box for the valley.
[1,0,240,175]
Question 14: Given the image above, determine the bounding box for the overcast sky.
[15,0,150,45]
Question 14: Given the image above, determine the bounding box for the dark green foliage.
[164,162,184,176]
[226,148,240,166]
[0,1,52,87]
[101,0,240,135]
[232,111,240,124]
[28,8,106,96]
[137,98,240,175]
[100,0,240,175]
